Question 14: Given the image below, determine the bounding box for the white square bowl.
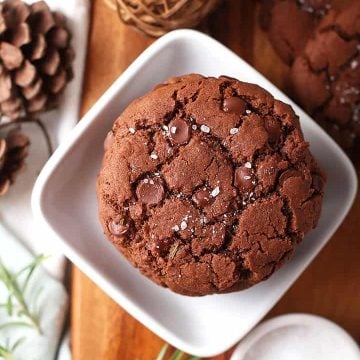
[32,29,357,357]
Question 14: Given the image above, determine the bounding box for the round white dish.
[231,314,360,360]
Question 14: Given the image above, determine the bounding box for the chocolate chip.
[265,117,281,143]
[192,188,214,207]
[168,118,191,145]
[279,169,302,185]
[234,166,256,192]
[108,219,128,236]
[104,131,114,151]
[136,178,164,206]
[223,96,247,115]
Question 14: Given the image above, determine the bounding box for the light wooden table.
[72,1,360,358]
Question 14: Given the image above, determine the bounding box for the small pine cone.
[0,129,29,195]
[0,0,74,121]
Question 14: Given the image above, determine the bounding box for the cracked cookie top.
[96,74,326,296]
[290,1,360,160]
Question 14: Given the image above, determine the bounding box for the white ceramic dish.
[230,314,360,360]
[32,29,357,357]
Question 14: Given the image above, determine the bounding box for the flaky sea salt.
[172,225,180,232]
[128,127,136,134]
[170,126,177,134]
[211,186,220,197]
[230,128,239,135]
[245,162,252,169]
[192,124,197,130]
[200,125,210,133]
[162,125,169,131]
[180,221,187,230]
[351,60,358,69]
[246,109,252,114]
[150,153,158,160]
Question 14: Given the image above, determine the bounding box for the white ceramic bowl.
[31,30,357,357]
[230,314,360,360]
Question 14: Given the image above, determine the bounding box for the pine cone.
[0,0,74,121]
[0,129,29,195]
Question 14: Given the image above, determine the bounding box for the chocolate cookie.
[290,1,360,157]
[97,74,325,296]
[259,0,351,65]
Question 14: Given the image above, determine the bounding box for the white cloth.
[0,1,90,359]
[57,332,71,360]
[0,223,68,360]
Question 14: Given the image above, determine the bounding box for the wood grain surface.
[72,1,360,359]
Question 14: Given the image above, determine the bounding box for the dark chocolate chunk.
[279,169,302,185]
[235,165,256,192]
[108,219,128,236]
[223,96,247,115]
[192,188,214,207]
[168,117,191,145]
[136,178,165,206]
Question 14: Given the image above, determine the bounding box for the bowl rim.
[230,313,360,360]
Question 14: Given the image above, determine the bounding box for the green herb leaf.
[155,344,169,360]
[9,337,25,352]
[5,296,12,316]
[0,255,47,335]
[0,337,25,360]
[19,255,47,293]
[169,243,179,259]
[156,344,201,360]
[169,349,184,360]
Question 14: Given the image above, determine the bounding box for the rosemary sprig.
[156,344,169,360]
[0,255,47,335]
[0,337,25,360]
[169,243,179,260]
[156,344,201,360]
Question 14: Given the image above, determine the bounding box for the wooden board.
[73,1,360,358]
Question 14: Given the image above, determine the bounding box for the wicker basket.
[105,0,221,37]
